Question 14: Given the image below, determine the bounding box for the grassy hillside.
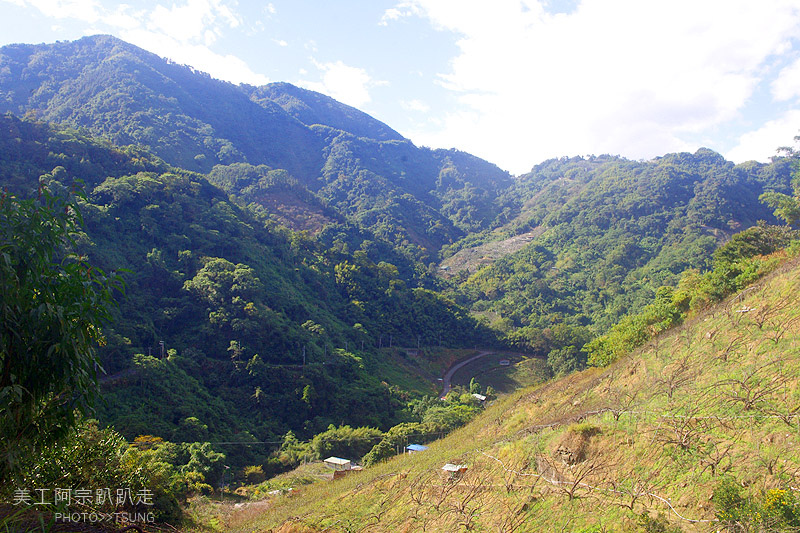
[230,248,800,532]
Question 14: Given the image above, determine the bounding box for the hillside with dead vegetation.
[222,249,800,532]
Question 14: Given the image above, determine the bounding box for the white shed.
[323,457,352,471]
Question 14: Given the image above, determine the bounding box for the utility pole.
[220,465,230,497]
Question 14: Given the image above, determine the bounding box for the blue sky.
[1,0,800,175]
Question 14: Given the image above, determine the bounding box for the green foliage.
[242,465,265,484]
[361,422,426,467]
[586,287,682,367]
[183,442,226,488]
[310,425,383,460]
[8,420,182,523]
[711,478,800,531]
[276,431,314,468]
[454,150,792,354]
[469,377,481,394]
[0,115,501,477]
[637,512,683,533]
[586,223,798,367]
[362,393,482,467]
[5,35,800,505]
[762,488,800,529]
[547,345,585,377]
[760,165,800,226]
[0,187,121,479]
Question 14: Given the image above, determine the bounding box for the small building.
[472,393,487,402]
[406,444,429,453]
[323,457,352,471]
[442,463,468,479]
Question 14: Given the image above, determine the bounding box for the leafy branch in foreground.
[0,185,122,480]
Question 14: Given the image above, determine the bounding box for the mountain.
[445,150,793,368]
[0,35,512,257]
[0,113,492,469]
[5,35,787,327]
[246,82,405,142]
[3,34,799,512]
[241,246,800,532]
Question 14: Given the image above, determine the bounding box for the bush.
[763,488,800,529]
[9,420,183,523]
[637,512,683,532]
[310,425,383,461]
[243,465,266,484]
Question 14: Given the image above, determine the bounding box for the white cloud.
[23,0,102,21]
[273,38,288,47]
[101,4,144,31]
[379,2,421,26]
[727,110,800,163]
[389,0,800,173]
[300,60,385,108]
[120,28,269,85]
[772,57,800,102]
[401,99,430,112]
[147,0,240,44]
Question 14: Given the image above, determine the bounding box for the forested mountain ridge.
[446,150,793,371]
[2,35,796,409]
[0,35,512,258]
[245,82,405,142]
[0,113,492,468]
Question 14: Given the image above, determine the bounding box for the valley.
[0,34,799,533]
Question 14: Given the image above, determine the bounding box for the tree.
[760,154,800,226]
[0,187,121,479]
[759,189,800,226]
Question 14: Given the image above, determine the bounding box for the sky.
[1,0,800,175]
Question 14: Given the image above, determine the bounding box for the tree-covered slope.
[0,113,491,460]
[0,35,512,257]
[246,82,405,142]
[449,150,793,362]
[0,35,321,178]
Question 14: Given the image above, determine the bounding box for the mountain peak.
[246,81,406,142]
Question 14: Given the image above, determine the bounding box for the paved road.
[440,350,494,397]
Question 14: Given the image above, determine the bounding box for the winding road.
[440,350,494,397]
